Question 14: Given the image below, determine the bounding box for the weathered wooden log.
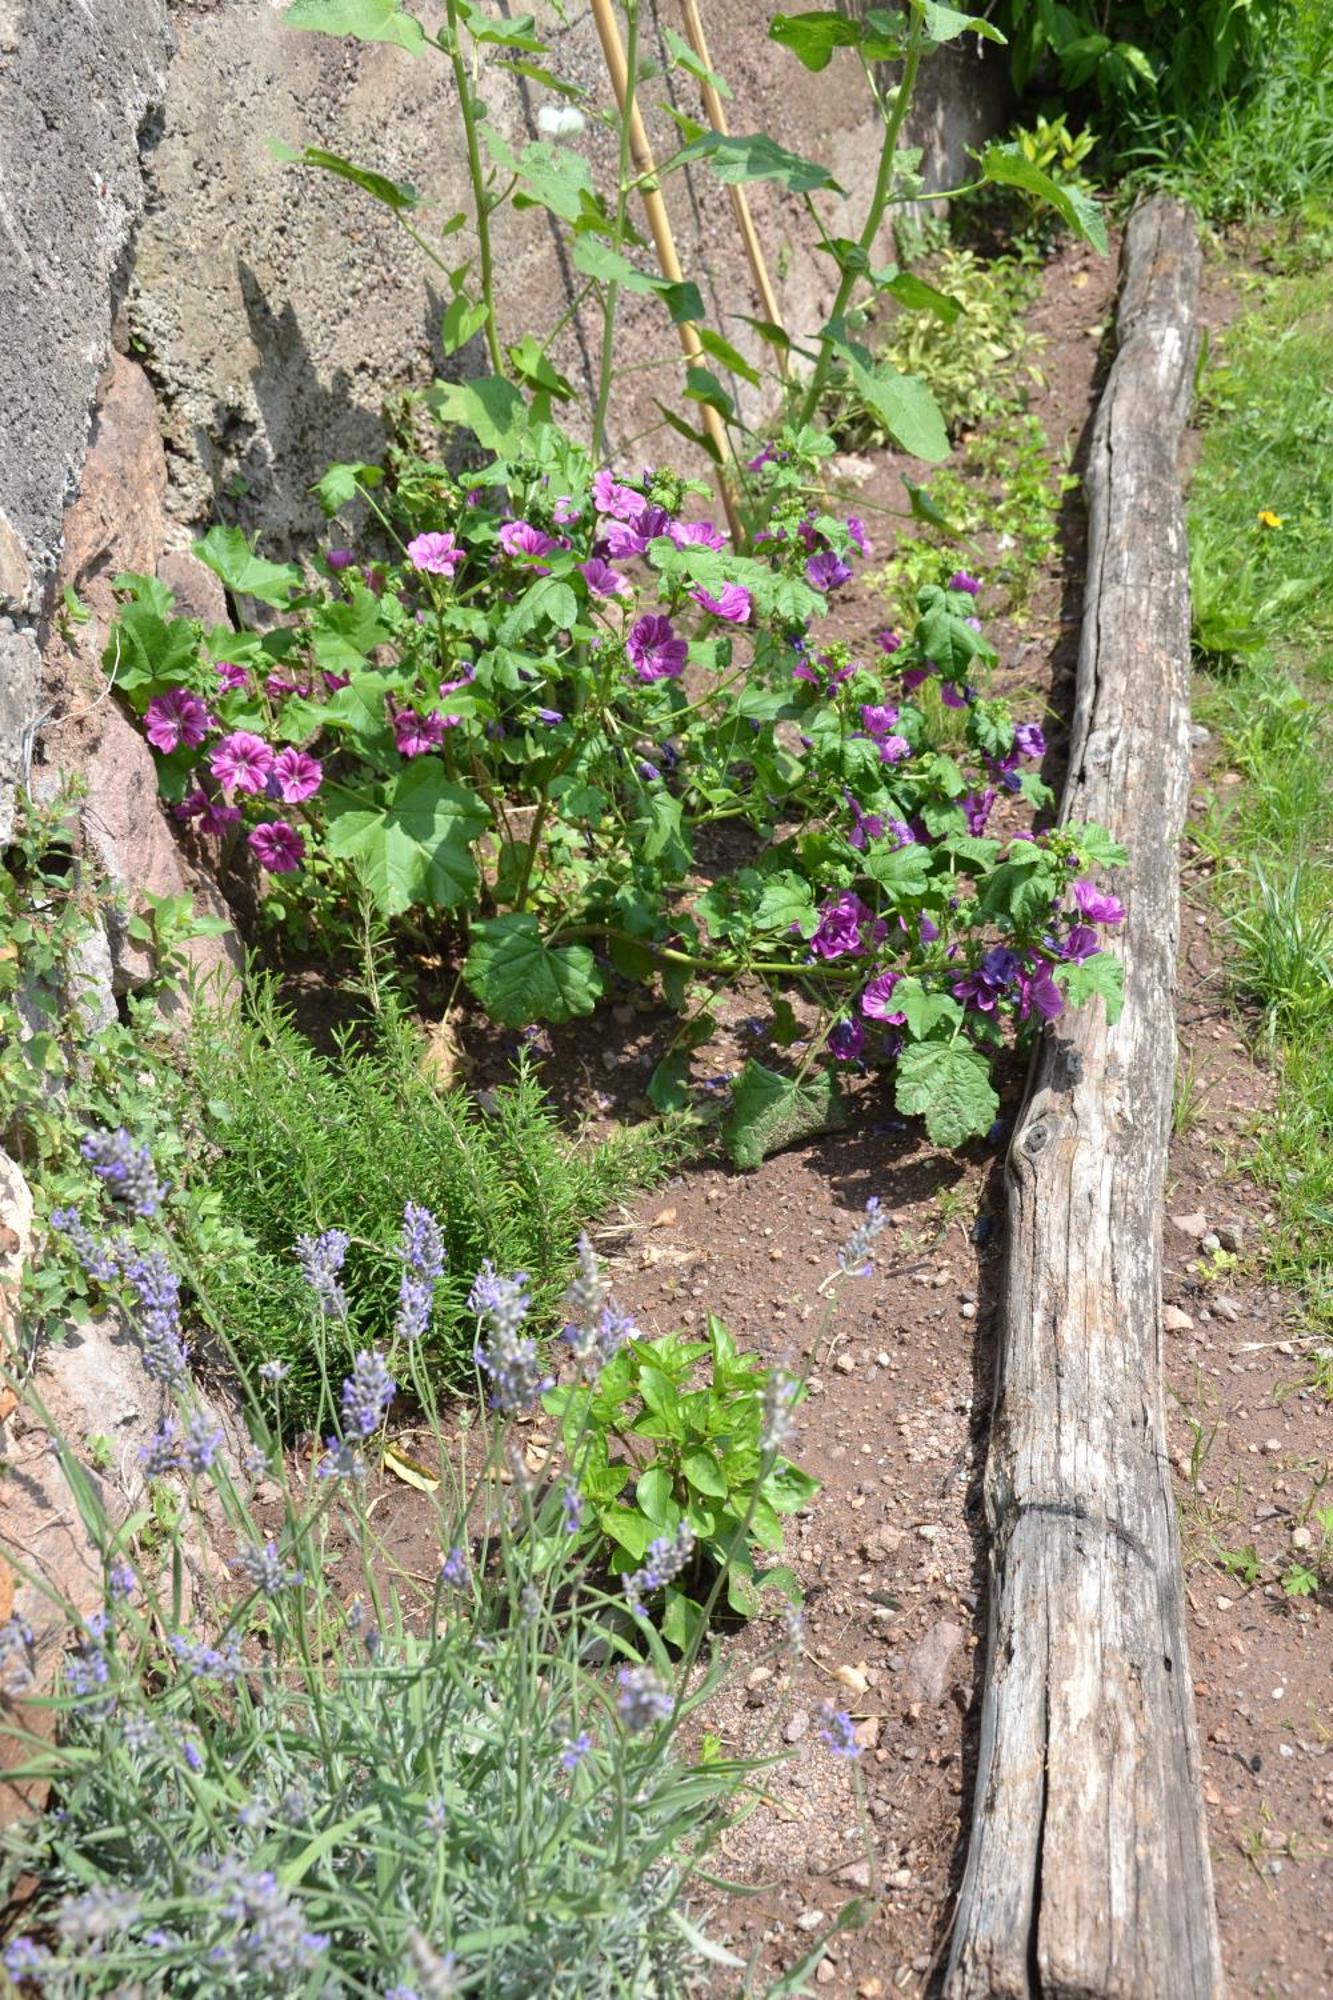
[945,198,1224,2000]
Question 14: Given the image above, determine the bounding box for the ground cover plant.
[1187,257,1333,1350]
[0,1140,881,1995]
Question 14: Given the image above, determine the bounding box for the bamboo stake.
[587,0,741,542]
[678,0,791,378]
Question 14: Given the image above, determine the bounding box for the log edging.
[944,197,1225,2000]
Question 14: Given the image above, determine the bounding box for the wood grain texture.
[944,197,1225,2000]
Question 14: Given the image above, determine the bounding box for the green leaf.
[485,131,594,223]
[430,375,530,455]
[903,477,960,533]
[862,842,932,895]
[684,365,735,419]
[636,1465,674,1524]
[654,401,721,465]
[881,270,962,323]
[647,1049,692,1114]
[192,527,302,607]
[893,977,964,1038]
[915,583,996,675]
[753,869,818,936]
[283,0,425,50]
[768,11,861,70]
[505,334,574,401]
[311,460,384,515]
[599,1507,653,1560]
[570,239,703,326]
[723,1061,848,1170]
[677,131,842,196]
[462,914,604,1027]
[980,144,1107,256]
[681,1449,729,1500]
[441,293,489,355]
[694,324,760,387]
[1056,950,1124,1025]
[270,141,420,212]
[663,24,731,96]
[915,2,1006,45]
[835,344,949,462]
[498,575,577,645]
[894,1040,998,1147]
[324,762,488,914]
[1072,823,1129,870]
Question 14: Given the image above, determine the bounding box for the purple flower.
[1017,959,1065,1021]
[326,548,355,572]
[183,1413,224,1475]
[1014,722,1046,760]
[470,1262,550,1413]
[406,531,462,576]
[860,703,900,739]
[806,548,852,593]
[669,519,727,551]
[837,1196,887,1275]
[901,664,931,693]
[624,1524,696,1614]
[145,688,211,754]
[141,1417,186,1479]
[561,1484,583,1535]
[940,681,971,709]
[499,520,557,562]
[877,628,902,656]
[79,1127,165,1218]
[829,1017,865,1062]
[210,731,274,795]
[318,1439,366,1481]
[234,1540,301,1598]
[295,1229,350,1321]
[860,972,907,1024]
[592,470,646,521]
[1072,879,1125,926]
[249,820,306,873]
[215,661,249,692]
[176,786,242,835]
[948,569,981,596]
[962,789,996,836]
[392,704,460,757]
[616,1664,673,1733]
[878,734,912,765]
[627,613,687,683]
[341,1349,396,1438]
[395,1200,445,1343]
[579,556,627,598]
[810,891,887,961]
[817,1703,861,1759]
[846,515,870,557]
[953,946,1021,1015]
[439,1545,468,1589]
[1058,923,1101,963]
[692,582,751,623]
[533,706,564,726]
[272,748,323,803]
[553,496,581,525]
[561,1731,593,1771]
[121,1246,190,1385]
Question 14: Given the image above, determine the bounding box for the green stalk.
[592,0,640,462]
[796,13,925,430]
[441,1,506,378]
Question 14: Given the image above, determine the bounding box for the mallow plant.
[106,413,1127,1165]
[0,1135,881,1995]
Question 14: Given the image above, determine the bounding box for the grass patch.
[1188,252,1333,1349]
[181,988,680,1423]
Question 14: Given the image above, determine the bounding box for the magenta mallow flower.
[1017,959,1064,1021]
[806,549,852,593]
[860,703,899,740]
[272,747,323,804]
[210,731,274,795]
[1014,722,1046,759]
[948,569,981,596]
[963,789,996,836]
[877,629,902,657]
[627,614,687,682]
[499,520,557,561]
[940,681,971,710]
[1058,923,1101,963]
[215,661,249,693]
[879,734,912,765]
[392,705,461,757]
[809,891,887,961]
[1072,879,1125,926]
[249,820,306,873]
[553,496,581,525]
[846,516,870,557]
[692,582,751,623]
[174,789,241,835]
[829,1017,865,1062]
[580,556,627,598]
[669,520,727,551]
[406,531,462,576]
[860,971,906,1024]
[953,946,1020,1015]
[326,548,355,572]
[592,471,646,521]
[144,689,211,754]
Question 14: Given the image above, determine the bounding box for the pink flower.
[809,892,887,961]
[249,820,306,873]
[580,556,627,598]
[391,705,461,757]
[860,703,900,740]
[627,614,687,682]
[940,682,970,709]
[174,789,241,835]
[144,689,211,754]
[846,516,870,557]
[326,548,355,572]
[1072,879,1125,926]
[498,520,557,561]
[878,734,912,765]
[603,518,650,560]
[692,582,751,624]
[406,531,462,576]
[670,520,727,551]
[272,747,323,804]
[215,661,249,693]
[592,470,646,521]
[553,496,581,525]
[860,971,907,1024]
[210,731,274,795]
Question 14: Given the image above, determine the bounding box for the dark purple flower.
[1058,923,1101,963]
[603,517,650,560]
[1072,879,1125,926]
[1014,722,1046,760]
[392,704,461,757]
[806,549,852,593]
[940,681,972,709]
[948,569,981,596]
[579,556,627,598]
[627,613,687,682]
[249,820,306,874]
[145,689,211,755]
[828,1017,865,1062]
[846,515,870,557]
[877,628,902,656]
[692,582,751,623]
[215,661,249,693]
[878,733,912,765]
[962,789,996,836]
[326,548,355,572]
[533,706,564,726]
[953,946,1021,1015]
[860,971,907,1024]
[810,891,887,961]
[901,664,931,693]
[1017,959,1065,1021]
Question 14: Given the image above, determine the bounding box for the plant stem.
[592,0,640,463]
[796,13,925,429]
[441,1,506,378]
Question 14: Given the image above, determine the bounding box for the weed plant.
[1188,253,1333,1346]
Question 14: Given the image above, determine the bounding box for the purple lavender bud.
[817,1702,861,1758]
[79,1127,166,1219]
[340,1349,395,1438]
[616,1663,674,1733]
[836,1196,887,1275]
[185,1412,224,1475]
[294,1229,350,1322]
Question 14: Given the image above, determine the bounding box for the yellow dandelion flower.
[1257,509,1283,529]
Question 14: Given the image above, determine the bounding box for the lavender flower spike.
[836,1196,888,1276]
[395,1200,446,1343]
[341,1349,396,1438]
[625,1523,696,1614]
[294,1228,350,1321]
[616,1664,674,1734]
[79,1127,166,1219]
[470,1262,551,1413]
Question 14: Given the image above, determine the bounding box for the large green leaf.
[833,340,949,462]
[768,10,904,68]
[324,762,488,914]
[283,0,425,51]
[915,583,998,674]
[1056,950,1124,1025]
[462,914,604,1027]
[980,144,1108,255]
[723,1060,848,1170]
[677,131,842,196]
[192,527,302,607]
[430,376,529,455]
[894,1040,998,1147]
[270,142,420,213]
[916,2,1006,46]
[570,239,704,324]
[498,576,578,645]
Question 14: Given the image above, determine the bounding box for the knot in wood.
[1021,1122,1048,1158]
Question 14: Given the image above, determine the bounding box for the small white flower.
[537,104,586,139]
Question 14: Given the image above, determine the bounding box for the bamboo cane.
[678,0,791,378]
[587,0,741,542]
